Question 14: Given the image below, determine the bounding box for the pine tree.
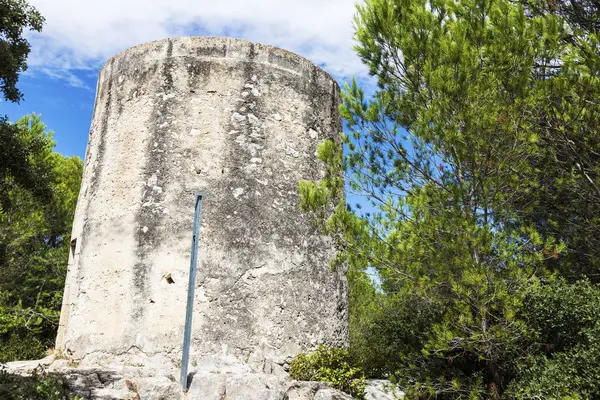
[301,0,600,396]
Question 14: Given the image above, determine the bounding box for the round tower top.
[101,36,338,89]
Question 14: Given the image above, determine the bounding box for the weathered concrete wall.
[56,37,347,375]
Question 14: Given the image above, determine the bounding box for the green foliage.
[0,114,82,361]
[0,332,46,363]
[0,2,75,361]
[0,114,55,207]
[505,0,600,279]
[0,0,44,103]
[506,279,600,398]
[350,288,440,380]
[0,366,80,400]
[289,345,366,399]
[300,0,600,397]
[524,0,599,35]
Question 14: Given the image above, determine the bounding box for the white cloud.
[26,0,369,86]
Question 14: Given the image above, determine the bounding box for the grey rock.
[313,388,355,400]
[2,358,361,400]
[364,380,404,400]
[3,355,54,373]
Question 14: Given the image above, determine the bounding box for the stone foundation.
[3,357,402,399]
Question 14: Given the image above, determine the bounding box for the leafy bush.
[0,366,80,400]
[289,345,366,399]
[0,332,46,364]
[349,285,440,380]
[506,279,600,398]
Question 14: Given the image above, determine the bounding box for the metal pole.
[181,191,204,392]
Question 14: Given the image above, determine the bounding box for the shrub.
[289,345,366,399]
[506,278,600,398]
[0,366,80,400]
[0,332,47,364]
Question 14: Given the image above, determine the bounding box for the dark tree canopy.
[525,0,599,35]
[0,0,44,103]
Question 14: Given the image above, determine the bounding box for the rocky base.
[2,357,401,400]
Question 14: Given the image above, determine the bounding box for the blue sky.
[0,70,96,158]
[0,0,371,159]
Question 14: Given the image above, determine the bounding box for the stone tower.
[56,37,348,380]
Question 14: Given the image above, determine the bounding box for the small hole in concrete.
[163,273,175,284]
[149,299,155,303]
[70,238,77,257]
